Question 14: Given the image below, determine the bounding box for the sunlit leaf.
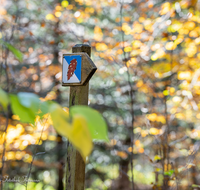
[61,1,69,7]
[9,94,36,124]
[154,155,161,161]
[116,151,128,159]
[164,170,174,176]
[184,21,195,30]
[163,90,169,96]
[50,103,93,159]
[135,140,140,146]
[70,115,93,159]
[0,8,7,15]
[18,92,49,117]
[149,128,160,135]
[178,71,192,80]
[70,106,109,142]
[9,93,49,124]
[156,116,166,124]
[147,113,157,122]
[95,43,108,51]
[138,148,144,153]
[94,26,103,41]
[160,2,171,15]
[46,14,55,20]
[165,42,177,50]
[55,11,61,17]
[124,46,132,52]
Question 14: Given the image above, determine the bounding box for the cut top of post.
[72,44,91,57]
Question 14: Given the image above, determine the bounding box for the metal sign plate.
[62,53,97,86]
[62,55,82,84]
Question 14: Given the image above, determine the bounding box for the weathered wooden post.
[62,44,97,190]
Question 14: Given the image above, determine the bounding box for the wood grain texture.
[65,44,91,190]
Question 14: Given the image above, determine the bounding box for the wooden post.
[65,44,93,190]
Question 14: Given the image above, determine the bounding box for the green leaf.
[70,106,109,142]
[0,40,23,62]
[18,92,49,117]
[9,94,36,124]
[50,103,93,159]
[0,88,9,111]
[164,170,174,176]
[10,92,49,124]
[6,43,23,62]
[18,92,40,108]
[192,184,200,188]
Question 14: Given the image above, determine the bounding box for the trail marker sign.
[62,44,97,190]
[62,52,97,86]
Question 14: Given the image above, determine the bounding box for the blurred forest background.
[1,0,200,189]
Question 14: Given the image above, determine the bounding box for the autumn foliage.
[1,0,200,189]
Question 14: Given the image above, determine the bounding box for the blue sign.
[63,55,82,83]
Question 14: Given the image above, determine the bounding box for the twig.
[120,1,135,189]
[25,116,49,190]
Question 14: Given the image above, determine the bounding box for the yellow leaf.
[178,71,192,80]
[117,49,123,54]
[147,113,157,122]
[141,130,148,137]
[77,18,83,23]
[122,23,131,35]
[132,22,143,33]
[55,5,62,11]
[55,11,62,18]
[110,139,117,146]
[195,37,200,44]
[12,115,20,120]
[46,14,55,20]
[185,43,197,57]
[149,128,160,135]
[154,155,161,161]
[189,30,198,38]
[156,116,166,124]
[132,40,142,48]
[94,26,103,41]
[196,113,200,119]
[69,115,93,159]
[61,0,69,7]
[96,43,108,51]
[139,17,145,23]
[50,104,93,159]
[0,8,7,15]
[124,46,132,52]
[184,21,195,30]
[136,80,143,87]
[163,90,169,96]
[128,147,133,152]
[175,113,184,119]
[160,2,171,15]
[138,148,144,153]
[165,42,177,50]
[151,54,158,61]
[116,151,128,159]
[135,140,140,146]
